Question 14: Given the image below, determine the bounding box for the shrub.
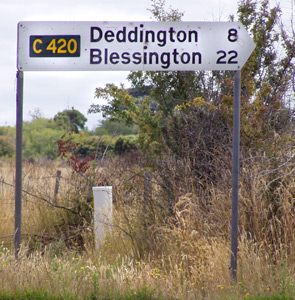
[0,137,14,157]
[114,136,138,155]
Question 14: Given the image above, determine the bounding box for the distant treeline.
[0,109,139,159]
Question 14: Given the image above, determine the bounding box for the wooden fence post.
[53,170,61,204]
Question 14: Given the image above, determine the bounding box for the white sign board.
[17,21,255,71]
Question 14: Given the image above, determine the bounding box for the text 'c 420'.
[30,35,81,57]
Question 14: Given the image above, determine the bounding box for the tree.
[29,108,44,121]
[54,108,87,133]
[90,0,294,148]
[0,137,14,157]
[94,118,139,136]
[235,0,295,146]
[88,0,295,193]
[87,1,295,257]
[22,118,65,159]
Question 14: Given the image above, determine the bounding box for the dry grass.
[0,154,295,299]
[0,160,71,243]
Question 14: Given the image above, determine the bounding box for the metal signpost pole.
[230,70,241,282]
[15,70,23,259]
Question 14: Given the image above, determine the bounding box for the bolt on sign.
[17,21,255,71]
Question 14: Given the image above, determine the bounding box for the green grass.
[248,294,295,300]
[0,290,66,300]
[0,290,294,300]
[0,289,163,300]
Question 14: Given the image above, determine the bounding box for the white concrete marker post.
[92,186,112,249]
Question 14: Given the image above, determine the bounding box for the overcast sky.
[1,0,294,130]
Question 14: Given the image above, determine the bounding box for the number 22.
[216,50,238,64]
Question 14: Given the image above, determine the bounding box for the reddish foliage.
[57,133,94,174]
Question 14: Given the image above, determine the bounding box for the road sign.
[17,21,255,71]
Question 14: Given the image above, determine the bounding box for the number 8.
[228,29,238,42]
